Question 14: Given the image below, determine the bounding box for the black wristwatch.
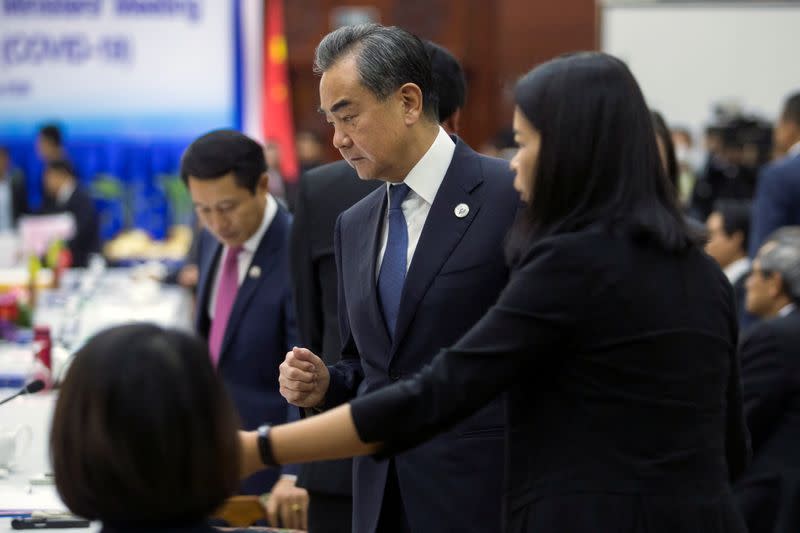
[257,424,278,467]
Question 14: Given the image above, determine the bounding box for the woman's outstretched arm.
[240,404,381,478]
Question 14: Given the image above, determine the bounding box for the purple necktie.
[208,245,242,367]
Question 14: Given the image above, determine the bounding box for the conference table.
[1,266,194,531]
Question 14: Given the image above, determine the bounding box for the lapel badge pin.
[454,203,470,218]
[249,265,261,279]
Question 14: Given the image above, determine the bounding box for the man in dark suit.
[289,40,469,532]
[749,92,800,256]
[279,24,519,533]
[0,147,29,230]
[39,160,99,267]
[705,199,752,325]
[181,130,304,527]
[735,237,800,533]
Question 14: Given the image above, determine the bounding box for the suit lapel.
[391,141,485,355]
[195,234,222,337]
[218,208,288,363]
[356,187,393,347]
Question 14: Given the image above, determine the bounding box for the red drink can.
[33,325,52,371]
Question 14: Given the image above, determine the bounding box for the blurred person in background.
[479,126,516,160]
[296,130,325,175]
[181,130,305,529]
[264,141,288,206]
[39,159,99,268]
[671,126,699,206]
[0,146,29,231]
[51,324,244,533]
[289,38,471,532]
[749,92,800,255]
[735,236,800,533]
[690,114,772,222]
[36,123,67,163]
[705,200,752,326]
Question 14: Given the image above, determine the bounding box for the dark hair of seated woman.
[50,324,241,530]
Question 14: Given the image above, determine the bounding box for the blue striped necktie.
[378,183,411,338]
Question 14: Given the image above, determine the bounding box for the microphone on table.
[0,379,46,407]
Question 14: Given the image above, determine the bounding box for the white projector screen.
[601,2,800,134]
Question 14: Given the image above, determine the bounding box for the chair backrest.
[211,495,267,527]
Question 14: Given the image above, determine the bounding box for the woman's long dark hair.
[651,110,680,192]
[507,53,699,265]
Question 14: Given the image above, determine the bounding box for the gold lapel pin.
[249,265,261,279]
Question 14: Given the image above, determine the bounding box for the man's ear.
[257,172,270,195]
[768,271,786,299]
[398,83,424,126]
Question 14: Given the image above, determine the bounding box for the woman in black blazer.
[243,52,750,532]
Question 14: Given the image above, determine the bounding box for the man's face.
[43,168,66,196]
[319,55,409,181]
[36,135,59,162]
[705,212,743,269]
[745,244,782,317]
[188,172,268,248]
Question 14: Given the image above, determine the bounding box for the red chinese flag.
[262,0,298,181]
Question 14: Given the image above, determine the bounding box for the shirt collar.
[778,302,797,318]
[57,181,76,206]
[723,256,750,283]
[386,126,456,205]
[240,193,277,255]
[787,140,800,158]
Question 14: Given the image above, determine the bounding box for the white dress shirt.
[787,140,800,158]
[376,127,456,278]
[56,181,76,206]
[777,302,797,318]
[208,194,278,318]
[724,256,751,285]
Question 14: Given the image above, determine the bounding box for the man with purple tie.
[181,130,305,528]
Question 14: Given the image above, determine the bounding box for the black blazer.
[328,139,520,533]
[351,229,750,533]
[40,185,100,268]
[735,309,800,533]
[290,160,380,496]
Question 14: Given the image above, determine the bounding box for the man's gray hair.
[760,239,800,304]
[767,226,800,248]
[314,23,439,120]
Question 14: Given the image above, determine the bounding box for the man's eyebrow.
[193,198,237,208]
[318,99,352,115]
